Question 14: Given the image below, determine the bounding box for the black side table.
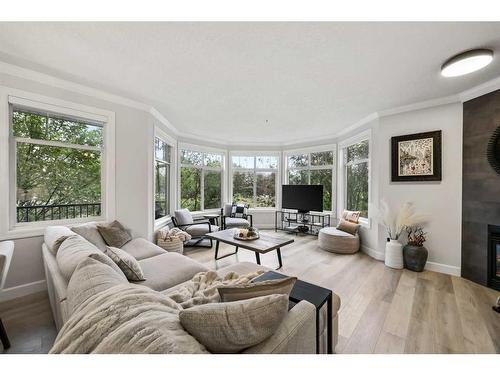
[252,271,333,354]
[203,214,220,226]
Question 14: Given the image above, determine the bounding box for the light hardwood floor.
[0,230,499,354]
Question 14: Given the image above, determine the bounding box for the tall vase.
[385,239,404,269]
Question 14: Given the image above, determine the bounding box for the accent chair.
[172,209,219,247]
[220,203,253,230]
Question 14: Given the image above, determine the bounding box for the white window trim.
[153,127,176,230]
[337,129,372,228]
[229,151,281,210]
[178,142,227,214]
[283,144,337,214]
[0,87,116,240]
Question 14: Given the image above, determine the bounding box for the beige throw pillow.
[217,276,297,302]
[179,294,289,353]
[342,210,361,224]
[97,220,132,248]
[337,219,360,235]
[105,246,145,281]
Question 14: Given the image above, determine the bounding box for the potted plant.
[403,226,428,272]
[379,200,427,269]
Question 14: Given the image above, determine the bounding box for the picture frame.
[391,130,442,182]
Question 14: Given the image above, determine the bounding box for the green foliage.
[180,167,201,211]
[346,140,369,218]
[14,110,102,222]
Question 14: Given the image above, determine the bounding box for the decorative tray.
[233,233,260,241]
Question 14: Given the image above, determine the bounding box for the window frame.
[178,142,226,213]
[229,151,281,209]
[153,128,176,228]
[284,145,336,213]
[338,130,371,227]
[0,88,116,239]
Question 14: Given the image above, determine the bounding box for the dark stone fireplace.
[462,89,500,291]
[488,225,500,291]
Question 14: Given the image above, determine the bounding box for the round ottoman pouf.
[318,227,360,254]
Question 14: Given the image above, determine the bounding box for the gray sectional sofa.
[42,221,340,353]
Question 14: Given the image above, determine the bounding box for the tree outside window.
[232,155,278,208]
[287,150,334,211]
[344,140,369,218]
[12,108,103,223]
[180,149,223,211]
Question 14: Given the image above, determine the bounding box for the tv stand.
[275,210,331,236]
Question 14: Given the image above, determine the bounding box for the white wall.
[337,103,463,274]
[376,103,463,274]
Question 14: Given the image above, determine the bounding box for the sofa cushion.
[105,246,145,281]
[121,238,166,260]
[224,217,250,228]
[44,226,75,255]
[56,235,124,281]
[185,223,219,237]
[218,276,297,302]
[135,252,208,291]
[71,222,108,251]
[97,220,132,248]
[67,256,128,314]
[179,294,289,353]
[174,209,194,225]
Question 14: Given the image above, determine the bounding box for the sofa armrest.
[243,300,316,354]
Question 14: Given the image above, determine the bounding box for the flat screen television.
[281,185,323,213]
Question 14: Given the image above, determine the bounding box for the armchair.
[172,209,219,248]
[220,203,253,230]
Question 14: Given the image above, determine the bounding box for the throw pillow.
[337,218,360,235]
[179,294,289,353]
[230,203,249,218]
[105,246,145,281]
[67,256,128,314]
[97,220,132,248]
[342,210,361,224]
[218,276,297,302]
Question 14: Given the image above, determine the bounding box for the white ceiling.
[0,22,500,144]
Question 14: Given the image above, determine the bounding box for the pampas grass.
[378,200,428,240]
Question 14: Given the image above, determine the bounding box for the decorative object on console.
[379,200,427,269]
[403,226,428,272]
[391,130,442,182]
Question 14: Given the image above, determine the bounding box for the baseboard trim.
[361,245,384,261]
[424,261,461,276]
[360,246,461,276]
[0,279,47,303]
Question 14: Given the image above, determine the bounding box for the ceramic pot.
[385,239,404,269]
[403,244,428,272]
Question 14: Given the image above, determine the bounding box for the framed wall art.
[391,130,442,182]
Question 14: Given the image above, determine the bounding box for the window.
[343,139,369,218]
[180,148,223,211]
[12,107,104,223]
[231,155,278,208]
[154,137,171,220]
[286,150,334,211]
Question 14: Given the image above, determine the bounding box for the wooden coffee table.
[206,229,294,269]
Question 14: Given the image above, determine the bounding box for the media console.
[274,210,332,236]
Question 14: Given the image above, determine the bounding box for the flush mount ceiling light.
[441,49,494,77]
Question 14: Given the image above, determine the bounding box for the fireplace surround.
[488,225,500,291]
